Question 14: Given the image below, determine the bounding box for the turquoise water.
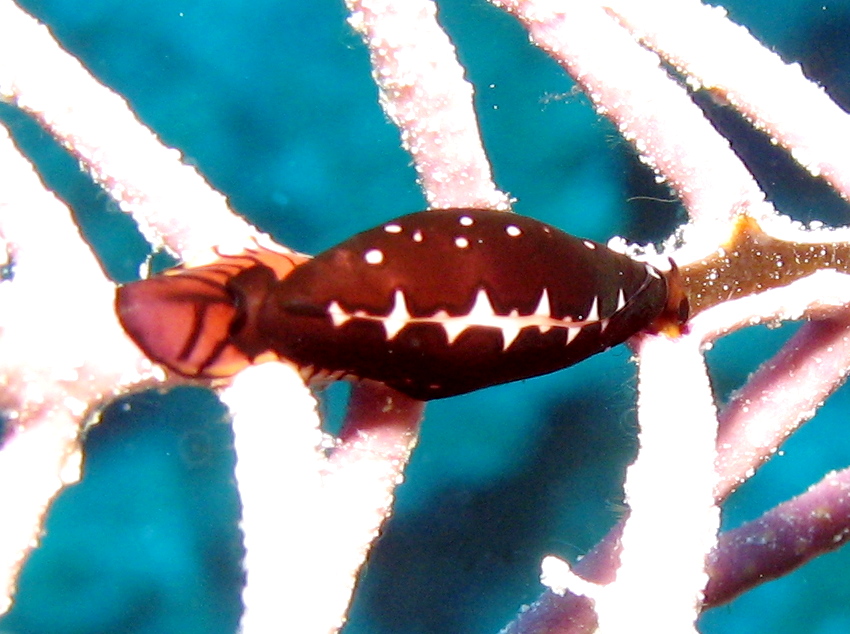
[2,0,850,632]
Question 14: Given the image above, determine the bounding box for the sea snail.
[117,208,689,400]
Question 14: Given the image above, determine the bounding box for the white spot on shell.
[455,237,469,248]
[459,216,474,226]
[506,225,521,237]
[384,224,402,234]
[583,240,596,250]
[413,230,423,242]
[364,249,384,264]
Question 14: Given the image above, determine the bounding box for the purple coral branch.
[680,257,850,500]
[706,466,850,606]
[509,288,850,632]
[503,464,850,633]
[716,312,850,499]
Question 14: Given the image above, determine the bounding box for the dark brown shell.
[116,209,687,399]
[258,209,687,399]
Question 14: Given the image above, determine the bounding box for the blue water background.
[2,0,850,632]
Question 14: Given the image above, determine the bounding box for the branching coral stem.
[716,314,850,499]
[592,335,719,633]
[0,0,264,264]
[489,0,773,260]
[706,466,850,606]
[221,368,422,633]
[344,0,511,211]
[605,0,850,202]
[0,123,157,614]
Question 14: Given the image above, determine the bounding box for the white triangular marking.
[436,310,466,344]
[533,288,552,334]
[467,288,497,321]
[498,309,520,350]
[324,286,613,348]
[598,288,625,334]
[328,301,351,327]
[615,288,626,311]
[586,296,599,322]
[383,289,412,340]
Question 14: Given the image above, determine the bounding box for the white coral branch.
[345,0,511,211]
[605,0,850,201]
[221,367,423,633]
[489,0,774,259]
[598,334,720,632]
[0,0,265,264]
[0,122,157,613]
